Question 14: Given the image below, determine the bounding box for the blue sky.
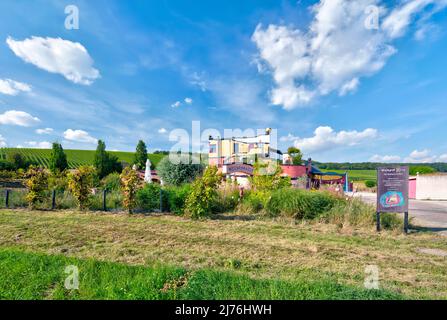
[0,0,446,162]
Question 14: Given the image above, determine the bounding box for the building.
[409,173,447,200]
[208,128,279,167]
[208,129,283,187]
[208,130,350,191]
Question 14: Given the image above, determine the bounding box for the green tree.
[67,165,95,210]
[409,166,436,176]
[49,142,68,173]
[157,156,203,186]
[134,140,148,169]
[6,152,26,169]
[287,147,303,165]
[94,140,121,179]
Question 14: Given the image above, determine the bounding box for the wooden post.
[404,212,409,234]
[103,189,107,211]
[5,190,9,208]
[376,212,381,232]
[52,190,56,210]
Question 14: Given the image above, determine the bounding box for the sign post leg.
[404,211,409,234]
[376,212,381,232]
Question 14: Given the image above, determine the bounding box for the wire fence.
[0,188,166,213]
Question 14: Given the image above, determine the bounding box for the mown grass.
[0,249,402,300]
[0,209,446,299]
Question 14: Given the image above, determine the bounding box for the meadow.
[322,169,376,181]
[0,148,165,169]
[0,209,446,299]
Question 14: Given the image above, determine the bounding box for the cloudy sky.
[0,0,446,162]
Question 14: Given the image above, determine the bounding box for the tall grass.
[265,189,338,219]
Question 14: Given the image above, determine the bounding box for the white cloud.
[26,141,52,149]
[404,149,437,163]
[252,0,445,109]
[0,79,31,95]
[369,154,401,162]
[171,101,181,108]
[339,78,360,96]
[0,135,6,147]
[158,128,167,134]
[291,126,378,153]
[0,110,40,126]
[63,129,97,144]
[280,133,300,142]
[6,36,100,85]
[171,98,193,108]
[373,150,447,163]
[35,128,54,135]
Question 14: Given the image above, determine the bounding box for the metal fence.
[0,188,166,213]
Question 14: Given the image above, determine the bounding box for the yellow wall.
[209,139,270,160]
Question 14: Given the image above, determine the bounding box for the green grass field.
[322,169,376,181]
[0,209,446,299]
[0,249,399,300]
[0,148,165,169]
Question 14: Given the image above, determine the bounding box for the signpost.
[376,166,409,233]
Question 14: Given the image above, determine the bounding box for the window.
[234,143,239,154]
[209,144,217,154]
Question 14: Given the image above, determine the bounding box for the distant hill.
[0,148,165,169]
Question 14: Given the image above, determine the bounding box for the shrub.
[212,185,240,213]
[184,166,222,219]
[48,171,68,192]
[250,161,290,192]
[0,161,15,171]
[136,183,162,212]
[0,170,17,180]
[157,156,203,186]
[24,166,49,209]
[364,180,377,188]
[68,166,96,210]
[322,197,375,228]
[6,152,26,170]
[101,173,121,191]
[238,190,270,214]
[381,213,403,230]
[265,188,338,219]
[164,184,191,215]
[120,167,140,213]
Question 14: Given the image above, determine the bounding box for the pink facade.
[280,165,308,178]
[409,178,416,199]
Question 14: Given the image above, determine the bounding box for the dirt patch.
[418,248,447,257]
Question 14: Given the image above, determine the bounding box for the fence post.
[404,211,409,234]
[5,189,9,208]
[52,190,56,210]
[103,189,107,211]
[159,189,163,212]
